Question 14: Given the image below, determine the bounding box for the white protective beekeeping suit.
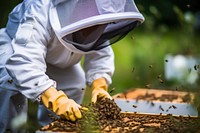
[0,0,144,132]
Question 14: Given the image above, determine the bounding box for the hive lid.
[114,98,198,117]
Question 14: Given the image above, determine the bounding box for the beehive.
[113,88,198,116]
[37,89,200,133]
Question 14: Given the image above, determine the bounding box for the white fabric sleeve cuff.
[34,80,57,102]
[86,73,112,86]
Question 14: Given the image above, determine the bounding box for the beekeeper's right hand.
[41,87,83,121]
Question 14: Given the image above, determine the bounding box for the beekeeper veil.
[50,0,144,53]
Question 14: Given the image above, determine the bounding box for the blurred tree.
[135,0,200,28]
[1,0,200,28]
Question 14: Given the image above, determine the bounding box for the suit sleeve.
[5,2,55,101]
[84,44,115,86]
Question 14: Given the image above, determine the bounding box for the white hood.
[50,0,144,54]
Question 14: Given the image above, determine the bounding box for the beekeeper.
[0,0,144,132]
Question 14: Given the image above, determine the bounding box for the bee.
[159,79,164,84]
[145,84,151,88]
[132,105,137,108]
[131,36,134,40]
[116,95,121,98]
[109,88,115,94]
[134,112,137,114]
[157,74,162,79]
[172,105,177,109]
[194,65,197,70]
[194,64,199,70]
[159,105,164,111]
[150,102,155,106]
[7,79,13,84]
[124,92,127,100]
[149,65,153,68]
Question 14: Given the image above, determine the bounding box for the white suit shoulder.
[5,0,56,100]
[6,0,53,39]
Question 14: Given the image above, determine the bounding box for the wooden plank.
[37,112,200,133]
[113,88,195,103]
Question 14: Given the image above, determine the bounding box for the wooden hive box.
[113,88,198,116]
[37,88,200,133]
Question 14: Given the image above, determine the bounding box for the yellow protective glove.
[91,78,112,103]
[41,87,85,121]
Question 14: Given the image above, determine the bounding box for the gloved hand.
[41,87,86,121]
[91,78,112,103]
